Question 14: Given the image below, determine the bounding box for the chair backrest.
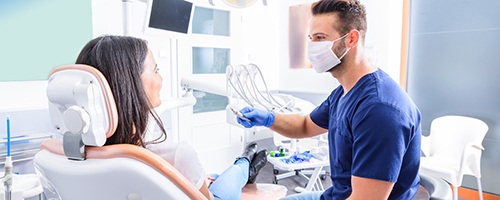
[34,64,207,200]
[427,115,488,159]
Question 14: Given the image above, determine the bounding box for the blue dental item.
[280,151,313,164]
[6,116,10,157]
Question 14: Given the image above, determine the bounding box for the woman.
[75,35,267,200]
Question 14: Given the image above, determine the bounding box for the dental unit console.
[225,63,313,128]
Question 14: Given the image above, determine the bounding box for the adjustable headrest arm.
[63,132,85,161]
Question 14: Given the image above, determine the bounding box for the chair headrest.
[46,64,118,147]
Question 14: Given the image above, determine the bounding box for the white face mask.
[307,34,350,73]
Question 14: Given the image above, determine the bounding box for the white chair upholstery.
[35,139,206,200]
[34,64,287,200]
[420,115,488,200]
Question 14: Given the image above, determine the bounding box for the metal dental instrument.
[230,107,251,122]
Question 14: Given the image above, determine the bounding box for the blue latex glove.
[237,106,275,128]
[281,151,313,164]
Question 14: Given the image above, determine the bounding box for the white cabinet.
[174,5,246,174]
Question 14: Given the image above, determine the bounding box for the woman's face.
[141,49,163,108]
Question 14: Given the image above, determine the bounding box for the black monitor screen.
[148,0,193,34]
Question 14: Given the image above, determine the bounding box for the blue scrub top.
[310,69,421,200]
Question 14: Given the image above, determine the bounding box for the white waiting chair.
[33,64,287,200]
[420,115,488,200]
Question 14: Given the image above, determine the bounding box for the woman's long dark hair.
[75,35,166,147]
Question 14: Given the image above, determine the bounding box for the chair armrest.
[459,142,484,177]
[471,144,485,150]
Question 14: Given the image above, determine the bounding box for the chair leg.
[477,178,484,200]
[453,186,458,200]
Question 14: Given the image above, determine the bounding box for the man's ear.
[346,30,361,48]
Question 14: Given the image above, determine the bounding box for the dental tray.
[0,132,54,164]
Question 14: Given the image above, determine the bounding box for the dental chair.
[33,64,287,200]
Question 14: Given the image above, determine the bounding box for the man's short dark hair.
[311,0,367,39]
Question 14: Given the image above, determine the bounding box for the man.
[237,0,421,199]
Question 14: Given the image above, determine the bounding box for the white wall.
[277,0,339,95]
[362,0,403,83]
[238,1,281,90]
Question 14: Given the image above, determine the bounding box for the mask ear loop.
[338,47,350,60]
[341,29,362,51]
[333,33,350,43]
[336,31,355,60]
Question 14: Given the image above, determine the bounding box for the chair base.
[267,154,330,193]
[273,167,328,192]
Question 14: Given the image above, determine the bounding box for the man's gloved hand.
[237,106,275,128]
